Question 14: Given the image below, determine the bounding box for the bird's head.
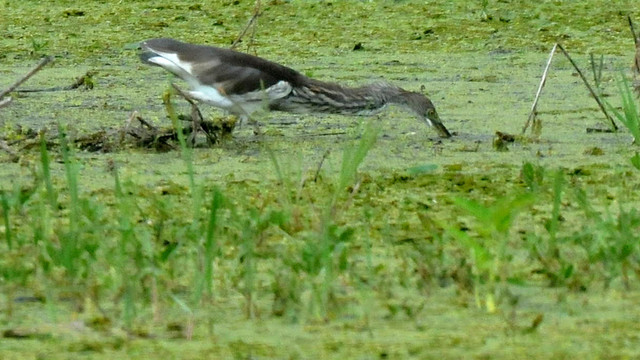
[402,92,452,138]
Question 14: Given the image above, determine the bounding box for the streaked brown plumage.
[140,38,451,137]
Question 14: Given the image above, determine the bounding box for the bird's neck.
[291,78,408,114]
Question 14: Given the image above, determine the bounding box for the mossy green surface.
[2,1,640,359]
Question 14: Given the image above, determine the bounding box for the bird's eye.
[426,109,435,118]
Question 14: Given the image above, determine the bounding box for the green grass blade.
[631,153,640,170]
[58,125,79,231]
[39,133,56,208]
[195,188,224,303]
[547,169,565,243]
[606,74,640,142]
[113,166,136,328]
[163,88,200,218]
[1,192,11,250]
[338,121,378,191]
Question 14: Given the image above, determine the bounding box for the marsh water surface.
[2,1,640,359]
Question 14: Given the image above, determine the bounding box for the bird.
[139,38,452,138]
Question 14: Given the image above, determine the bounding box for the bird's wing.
[140,38,302,95]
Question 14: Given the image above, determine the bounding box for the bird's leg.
[229,104,262,136]
[189,100,219,145]
[242,114,262,136]
[170,83,217,145]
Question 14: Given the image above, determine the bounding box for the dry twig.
[628,16,640,95]
[523,44,557,135]
[0,97,13,109]
[170,83,219,145]
[313,150,330,182]
[230,0,261,53]
[15,71,95,93]
[629,15,640,74]
[0,56,53,101]
[557,43,617,131]
[0,140,19,162]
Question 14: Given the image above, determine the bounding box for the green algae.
[2,1,640,359]
[1,0,638,65]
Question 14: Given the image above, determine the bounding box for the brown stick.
[121,111,140,144]
[0,97,13,109]
[135,115,156,130]
[170,83,222,145]
[556,43,618,131]
[523,44,557,135]
[16,71,94,93]
[313,150,330,182]
[629,15,639,45]
[0,56,53,100]
[230,0,261,52]
[0,140,19,162]
[629,16,640,74]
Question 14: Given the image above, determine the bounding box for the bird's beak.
[425,115,452,138]
[432,120,452,138]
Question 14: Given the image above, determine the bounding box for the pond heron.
[139,38,451,138]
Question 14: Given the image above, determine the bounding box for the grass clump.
[2,128,640,354]
[607,74,640,144]
[447,192,535,313]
